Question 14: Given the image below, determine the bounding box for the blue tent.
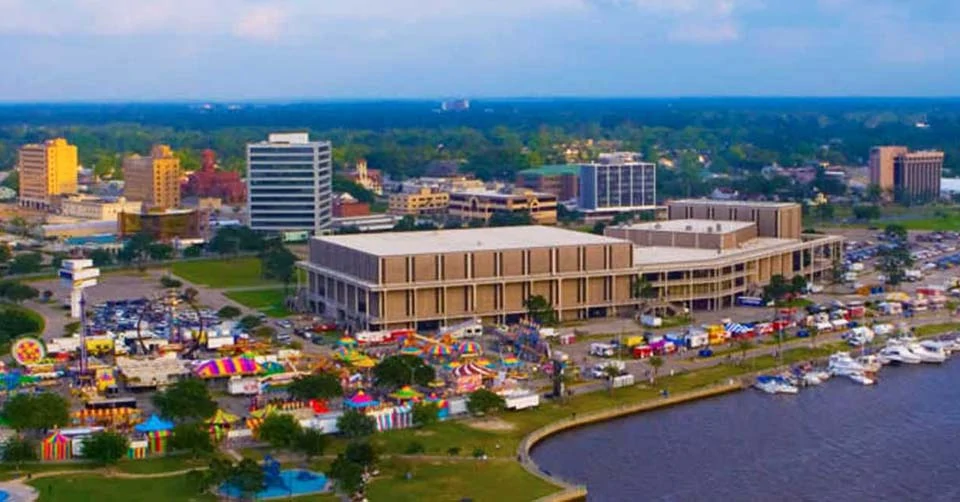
[135,414,174,433]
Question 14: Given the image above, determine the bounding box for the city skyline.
[2,0,959,101]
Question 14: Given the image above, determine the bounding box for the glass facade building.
[246,133,332,234]
[578,153,656,212]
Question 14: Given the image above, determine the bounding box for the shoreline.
[518,381,745,502]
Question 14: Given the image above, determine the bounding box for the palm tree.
[736,340,753,366]
[647,356,664,383]
[603,365,622,395]
[809,327,820,349]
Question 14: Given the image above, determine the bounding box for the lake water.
[532,361,960,501]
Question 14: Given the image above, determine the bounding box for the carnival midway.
[1,241,959,501]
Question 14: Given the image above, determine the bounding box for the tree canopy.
[152,378,217,423]
[81,431,129,465]
[257,414,303,449]
[466,389,506,416]
[1,392,70,432]
[169,423,215,458]
[287,373,343,401]
[336,409,376,439]
[372,355,436,388]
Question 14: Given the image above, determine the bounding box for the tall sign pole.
[79,292,88,375]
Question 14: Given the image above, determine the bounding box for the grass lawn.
[365,458,557,502]
[224,288,291,318]
[914,322,960,337]
[31,474,214,502]
[171,257,276,288]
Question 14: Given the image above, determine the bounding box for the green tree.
[336,410,376,439]
[0,245,10,263]
[411,402,439,427]
[7,253,43,275]
[239,315,262,331]
[372,355,436,388]
[88,249,114,267]
[2,283,39,303]
[228,458,266,500]
[147,243,174,261]
[0,309,43,342]
[287,373,343,401]
[296,428,330,461]
[217,305,241,319]
[344,440,378,468]
[790,275,807,295]
[257,414,303,450]
[865,183,883,203]
[183,244,204,258]
[81,431,129,465]
[2,393,70,432]
[118,232,152,270]
[591,221,607,235]
[328,453,365,496]
[763,274,791,302]
[524,295,557,326]
[260,243,298,293]
[815,203,835,220]
[1,437,37,465]
[169,423,215,458]
[466,388,506,416]
[152,378,217,423]
[647,356,664,382]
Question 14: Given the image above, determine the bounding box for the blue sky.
[1,0,958,100]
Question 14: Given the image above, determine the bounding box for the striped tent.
[724,322,751,336]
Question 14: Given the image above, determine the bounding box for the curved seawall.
[519,381,744,502]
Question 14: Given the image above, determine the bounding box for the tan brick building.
[388,187,450,216]
[666,199,803,239]
[301,226,637,330]
[448,189,558,225]
[609,200,842,311]
[122,145,181,210]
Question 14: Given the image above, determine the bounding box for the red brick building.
[333,193,371,218]
[182,150,246,204]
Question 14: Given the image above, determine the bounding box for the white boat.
[754,376,800,395]
[878,344,922,364]
[920,339,954,356]
[802,372,825,386]
[856,355,883,373]
[847,373,875,385]
[828,352,866,376]
[906,342,947,363]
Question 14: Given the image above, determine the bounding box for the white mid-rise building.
[578,152,656,213]
[246,132,332,234]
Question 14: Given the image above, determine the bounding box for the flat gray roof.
[668,198,798,208]
[617,219,754,234]
[634,237,798,266]
[317,225,627,256]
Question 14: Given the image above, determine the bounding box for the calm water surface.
[532,361,960,501]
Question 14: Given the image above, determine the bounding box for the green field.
[171,258,276,288]
[366,459,557,502]
[31,474,213,502]
[224,288,291,318]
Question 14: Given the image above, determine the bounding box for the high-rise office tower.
[869,146,943,201]
[868,146,908,192]
[246,133,332,234]
[18,138,78,209]
[578,152,656,213]
[122,145,182,210]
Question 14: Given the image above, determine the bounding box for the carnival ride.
[134,289,207,357]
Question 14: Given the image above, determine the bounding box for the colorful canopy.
[338,337,358,346]
[207,409,239,426]
[455,341,482,356]
[389,385,423,400]
[451,362,496,378]
[249,405,279,419]
[424,392,443,403]
[426,344,451,358]
[194,357,262,379]
[351,357,376,369]
[444,361,462,371]
[345,390,380,409]
[474,358,496,368]
[333,347,364,362]
[399,346,423,356]
[135,414,174,433]
[501,357,521,367]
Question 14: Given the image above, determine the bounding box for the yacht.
[828,352,866,376]
[847,373,875,385]
[754,376,800,395]
[878,344,922,365]
[856,355,883,373]
[906,342,947,363]
[802,371,827,386]
[920,339,954,356]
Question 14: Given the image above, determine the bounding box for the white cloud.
[233,5,287,42]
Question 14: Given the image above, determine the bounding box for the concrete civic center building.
[300,199,842,329]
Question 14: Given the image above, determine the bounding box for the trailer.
[611,374,635,388]
[589,343,616,358]
[683,331,709,349]
[632,345,653,359]
[439,319,483,339]
[503,391,540,411]
[736,296,768,307]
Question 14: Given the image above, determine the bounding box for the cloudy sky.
[1,0,958,100]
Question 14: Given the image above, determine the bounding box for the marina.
[532,346,960,501]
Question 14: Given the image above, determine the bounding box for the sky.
[1,0,959,101]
